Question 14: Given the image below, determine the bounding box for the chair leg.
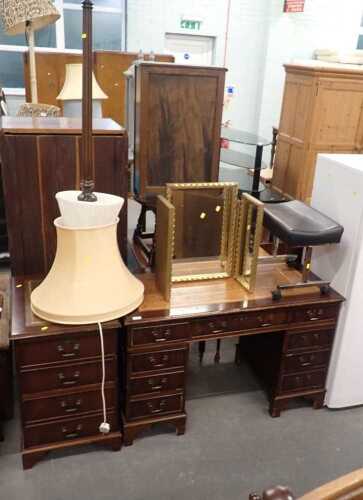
[214,339,221,363]
[198,341,206,364]
[235,343,241,366]
[133,204,147,241]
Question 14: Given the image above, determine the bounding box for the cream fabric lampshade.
[31,192,144,325]
[0,0,60,35]
[57,64,108,118]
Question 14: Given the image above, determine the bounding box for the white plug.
[99,422,110,434]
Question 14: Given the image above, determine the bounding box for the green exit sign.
[180,19,202,30]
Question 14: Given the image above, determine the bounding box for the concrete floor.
[2,340,363,500]
[2,200,363,499]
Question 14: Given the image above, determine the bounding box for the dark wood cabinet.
[11,278,122,469]
[0,117,128,277]
[127,62,226,196]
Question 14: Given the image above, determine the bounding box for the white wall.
[126,0,270,133]
[127,0,362,138]
[258,0,363,140]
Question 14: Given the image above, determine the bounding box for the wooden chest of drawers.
[11,279,122,469]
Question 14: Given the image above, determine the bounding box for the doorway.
[164,33,215,66]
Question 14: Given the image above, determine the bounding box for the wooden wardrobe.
[272,60,363,202]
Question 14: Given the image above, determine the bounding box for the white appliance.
[311,153,363,408]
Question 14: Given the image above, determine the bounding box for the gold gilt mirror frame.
[234,193,264,293]
[155,195,175,301]
[166,182,238,284]
[154,182,238,299]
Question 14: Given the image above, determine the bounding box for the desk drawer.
[285,329,334,352]
[283,350,330,374]
[292,305,338,325]
[234,309,288,330]
[126,394,184,420]
[23,412,118,448]
[129,349,187,375]
[23,386,116,423]
[280,370,326,393]
[129,322,189,348]
[193,309,288,337]
[128,372,185,397]
[17,330,118,367]
[20,358,117,394]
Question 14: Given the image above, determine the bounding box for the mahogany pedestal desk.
[121,265,343,445]
[11,278,122,469]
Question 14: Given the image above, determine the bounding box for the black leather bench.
[263,200,344,299]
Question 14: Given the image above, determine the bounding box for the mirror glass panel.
[166,182,238,282]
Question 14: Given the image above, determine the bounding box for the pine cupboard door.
[278,72,315,146]
[311,78,363,151]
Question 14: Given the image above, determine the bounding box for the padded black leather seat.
[264,200,343,247]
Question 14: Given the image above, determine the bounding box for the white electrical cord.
[97,321,110,434]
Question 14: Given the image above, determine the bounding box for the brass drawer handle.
[299,355,314,367]
[62,423,82,439]
[257,315,272,327]
[148,377,167,391]
[307,309,323,321]
[208,321,226,334]
[148,355,169,368]
[57,342,80,358]
[61,398,82,413]
[58,371,80,386]
[147,400,167,414]
[152,328,171,343]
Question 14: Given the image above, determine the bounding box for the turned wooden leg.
[214,339,221,363]
[198,341,206,364]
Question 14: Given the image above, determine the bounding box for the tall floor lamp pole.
[78,0,97,202]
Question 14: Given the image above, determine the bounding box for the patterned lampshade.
[0,0,60,35]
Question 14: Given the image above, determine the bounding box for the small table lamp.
[0,0,60,103]
[57,63,108,118]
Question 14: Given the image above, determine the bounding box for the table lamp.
[31,0,144,325]
[0,0,60,103]
[57,63,108,118]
